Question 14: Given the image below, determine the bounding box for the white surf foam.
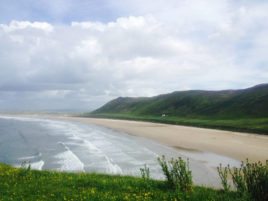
[0,115,49,123]
[77,138,123,174]
[17,152,44,170]
[19,152,42,161]
[14,160,45,170]
[0,115,68,133]
[55,142,85,172]
[104,156,123,174]
[47,122,125,175]
[31,160,45,170]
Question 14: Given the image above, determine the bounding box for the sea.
[0,115,240,187]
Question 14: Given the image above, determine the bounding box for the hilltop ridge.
[92,84,268,118]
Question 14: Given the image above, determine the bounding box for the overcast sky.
[0,0,267,111]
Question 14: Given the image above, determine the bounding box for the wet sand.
[51,116,268,163]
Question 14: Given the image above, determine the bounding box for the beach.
[1,114,267,187]
[51,116,268,163]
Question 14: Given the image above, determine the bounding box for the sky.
[0,0,267,111]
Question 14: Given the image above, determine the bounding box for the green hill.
[92,84,268,118]
[87,84,268,134]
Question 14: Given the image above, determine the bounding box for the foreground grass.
[86,113,268,135]
[0,163,248,201]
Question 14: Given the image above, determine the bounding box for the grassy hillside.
[87,84,268,134]
[0,163,248,201]
[92,84,268,118]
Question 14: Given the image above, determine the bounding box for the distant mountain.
[92,84,268,118]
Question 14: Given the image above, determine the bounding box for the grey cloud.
[0,1,268,111]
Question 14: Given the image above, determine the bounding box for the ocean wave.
[55,142,85,172]
[14,160,44,170]
[71,137,123,174]
[0,115,48,122]
[31,160,45,170]
[104,156,123,174]
[18,152,42,161]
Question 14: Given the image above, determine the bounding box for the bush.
[140,164,150,180]
[217,163,231,192]
[158,155,193,193]
[218,159,268,201]
[19,161,31,177]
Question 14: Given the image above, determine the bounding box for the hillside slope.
[92,84,268,118]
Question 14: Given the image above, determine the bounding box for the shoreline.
[47,115,268,163]
[1,113,267,163]
[1,114,267,188]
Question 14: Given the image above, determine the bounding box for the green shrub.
[228,163,247,195]
[140,164,150,180]
[218,160,268,201]
[158,155,193,193]
[217,163,231,192]
[19,161,31,177]
[157,155,173,186]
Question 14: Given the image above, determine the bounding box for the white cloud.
[71,22,106,31]
[0,20,54,32]
[0,0,268,111]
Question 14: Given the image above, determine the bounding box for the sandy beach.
[49,116,268,163]
[1,114,267,187]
